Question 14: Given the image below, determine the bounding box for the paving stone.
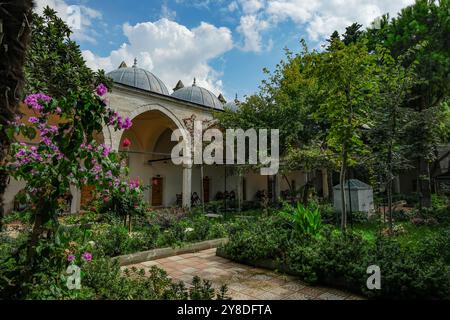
[181,267,198,274]
[299,287,327,298]
[240,287,268,298]
[228,290,256,300]
[283,292,313,300]
[250,274,275,281]
[227,282,249,292]
[255,291,281,300]
[127,248,363,301]
[263,286,294,297]
[317,292,347,300]
[167,256,184,261]
[141,261,159,267]
[281,282,306,292]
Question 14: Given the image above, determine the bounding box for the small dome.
[171,79,224,110]
[107,61,169,95]
[224,101,238,112]
[224,94,240,112]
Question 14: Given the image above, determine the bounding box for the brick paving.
[124,248,364,300]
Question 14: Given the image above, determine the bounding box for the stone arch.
[111,103,189,152]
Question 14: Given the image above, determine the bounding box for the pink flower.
[24,93,52,111]
[122,138,132,148]
[67,255,76,262]
[101,144,112,157]
[129,177,140,190]
[56,107,62,114]
[28,117,39,124]
[81,252,93,262]
[96,84,108,96]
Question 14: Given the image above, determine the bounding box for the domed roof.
[107,60,169,95]
[224,94,240,112]
[224,102,238,112]
[171,79,224,110]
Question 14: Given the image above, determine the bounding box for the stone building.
[4,61,312,213]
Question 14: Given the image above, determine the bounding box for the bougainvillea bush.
[0,83,137,290]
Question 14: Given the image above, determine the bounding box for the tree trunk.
[387,141,394,234]
[26,196,54,268]
[340,148,348,231]
[321,168,329,200]
[418,157,432,208]
[27,212,44,267]
[0,0,34,229]
[387,178,393,234]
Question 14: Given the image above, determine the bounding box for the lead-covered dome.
[223,94,240,112]
[107,61,169,95]
[171,79,224,110]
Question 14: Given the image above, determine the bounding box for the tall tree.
[342,22,363,45]
[368,48,416,233]
[0,0,34,229]
[310,39,381,230]
[217,42,328,199]
[366,0,450,207]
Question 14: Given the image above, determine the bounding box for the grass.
[352,221,445,249]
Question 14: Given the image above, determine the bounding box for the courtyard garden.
[1,0,449,301]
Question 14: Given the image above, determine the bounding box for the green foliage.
[278,202,322,236]
[221,217,450,299]
[0,233,230,300]
[223,216,292,262]
[25,6,112,98]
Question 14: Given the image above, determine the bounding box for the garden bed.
[218,214,450,300]
[116,238,228,266]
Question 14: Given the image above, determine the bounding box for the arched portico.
[113,104,192,208]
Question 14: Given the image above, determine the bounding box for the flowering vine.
[3,83,137,265]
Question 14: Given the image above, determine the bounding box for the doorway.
[152,177,163,206]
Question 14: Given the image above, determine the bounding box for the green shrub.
[278,203,322,236]
[221,217,450,299]
[318,203,339,224]
[96,223,129,256]
[222,217,292,261]
[361,237,450,299]
[0,235,230,300]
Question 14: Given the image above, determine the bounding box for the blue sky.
[35,0,415,100]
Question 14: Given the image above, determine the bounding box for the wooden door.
[152,177,163,206]
[203,177,210,203]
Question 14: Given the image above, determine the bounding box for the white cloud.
[82,19,233,95]
[34,0,103,44]
[234,0,416,51]
[228,1,239,12]
[239,0,264,14]
[236,15,270,52]
[161,1,177,20]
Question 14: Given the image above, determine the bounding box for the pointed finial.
[133,58,137,68]
[218,93,226,104]
[193,78,197,86]
[234,93,239,104]
[173,80,185,91]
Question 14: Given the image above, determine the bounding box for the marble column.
[182,165,192,209]
[70,185,81,214]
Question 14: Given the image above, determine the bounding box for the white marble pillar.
[70,186,81,214]
[182,165,192,209]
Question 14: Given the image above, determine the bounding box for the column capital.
[183,163,193,170]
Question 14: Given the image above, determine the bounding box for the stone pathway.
[125,248,363,300]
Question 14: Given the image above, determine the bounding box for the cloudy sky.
[35,0,415,100]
